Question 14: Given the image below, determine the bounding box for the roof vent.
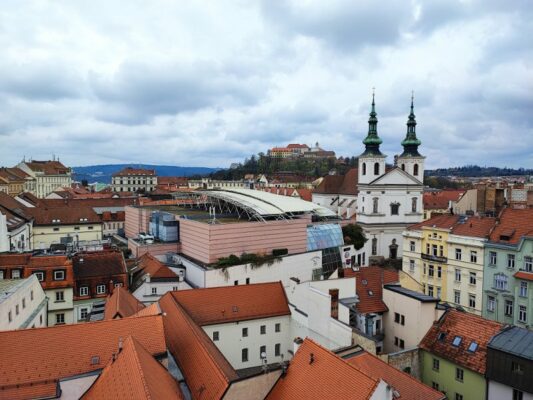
[90,356,100,365]
[309,353,315,364]
[79,258,84,263]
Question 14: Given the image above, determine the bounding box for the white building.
[16,160,72,198]
[111,167,157,192]
[0,192,33,252]
[0,275,48,331]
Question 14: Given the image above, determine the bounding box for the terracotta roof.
[343,266,399,314]
[419,309,503,374]
[489,208,533,244]
[423,190,465,210]
[346,351,445,400]
[25,255,75,290]
[157,176,188,185]
[287,144,309,149]
[0,192,33,221]
[314,168,358,195]
[113,167,156,177]
[42,197,136,209]
[133,303,161,317]
[136,253,178,279]
[0,168,26,183]
[159,293,238,400]
[28,205,101,225]
[82,336,182,400]
[0,315,166,399]
[0,253,32,266]
[514,271,533,281]
[408,214,459,231]
[450,216,496,238]
[24,160,70,175]
[104,286,146,320]
[73,251,127,279]
[266,339,379,399]
[170,282,290,325]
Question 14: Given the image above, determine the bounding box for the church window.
[413,164,419,176]
[401,164,405,171]
[390,203,399,215]
[371,238,377,256]
[411,197,418,213]
[362,163,366,175]
[374,162,380,175]
[372,198,379,214]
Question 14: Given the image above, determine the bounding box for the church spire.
[400,92,422,157]
[361,89,383,156]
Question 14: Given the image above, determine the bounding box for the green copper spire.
[361,89,383,156]
[400,92,422,157]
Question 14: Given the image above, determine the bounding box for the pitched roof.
[450,216,496,238]
[113,167,156,177]
[266,339,379,400]
[313,168,358,195]
[133,303,160,318]
[423,190,465,210]
[343,266,399,314]
[24,160,70,175]
[104,287,146,320]
[136,253,178,279]
[170,282,290,325]
[419,309,503,374]
[0,315,166,399]
[0,192,33,221]
[489,208,533,244]
[488,326,533,360]
[345,351,445,400]
[28,205,101,225]
[0,253,32,267]
[82,336,182,400]
[408,214,459,231]
[159,293,238,400]
[73,251,127,278]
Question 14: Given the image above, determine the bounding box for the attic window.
[499,229,515,241]
[452,336,462,347]
[437,332,446,341]
[91,356,100,365]
[468,341,478,352]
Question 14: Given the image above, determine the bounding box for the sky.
[0,0,532,169]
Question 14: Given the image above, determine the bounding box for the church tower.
[397,94,425,179]
[358,92,386,185]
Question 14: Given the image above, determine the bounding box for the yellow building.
[403,214,496,315]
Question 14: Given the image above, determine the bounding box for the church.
[313,94,425,265]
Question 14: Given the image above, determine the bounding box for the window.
[439,245,444,257]
[512,362,524,375]
[8,311,12,323]
[469,272,477,285]
[454,290,461,304]
[395,313,400,323]
[12,269,20,279]
[246,278,250,285]
[455,269,461,282]
[275,323,281,332]
[55,291,64,302]
[428,265,434,277]
[469,294,476,309]
[428,285,434,297]
[456,394,464,400]
[96,285,106,295]
[489,251,497,265]
[22,298,26,309]
[487,296,495,312]
[394,336,398,346]
[242,348,248,362]
[468,341,478,352]
[53,227,59,232]
[452,336,462,346]
[401,315,405,325]
[399,339,405,349]
[436,287,441,299]
[432,382,439,390]
[30,290,34,301]
[275,343,281,356]
[432,245,438,256]
[56,313,65,324]
[242,327,248,337]
[519,306,527,323]
[80,286,89,296]
[34,272,44,281]
[53,270,65,280]
[411,197,417,213]
[410,241,415,252]
[520,281,528,297]
[508,254,515,269]
[80,308,88,320]
[437,266,442,279]
[513,389,524,400]
[260,345,266,357]
[423,263,426,275]
[371,238,377,256]
[0,270,3,279]
[374,162,380,175]
[494,274,508,290]
[390,203,399,215]
[433,358,440,371]
[454,248,461,260]
[413,163,419,176]
[470,251,477,263]
[234,280,238,286]
[213,331,219,341]
[151,287,157,295]
[362,162,366,175]
[456,367,464,382]
[260,325,266,334]
[88,226,94,230]
[505,300,514,316]
[372,198,379,214]
[524,256,533,272]
[409,259,415,272]
[15,304,19,315]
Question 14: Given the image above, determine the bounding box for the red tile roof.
[159,293,238,400]
[170,282,290,325]
[419,309,503,374]
[314,168,358,195]
[514,271,533,281]
[28,205,101,225]
[137,253,178,279]
[133,303,160,317]
[266,339,379,399]
[408,214,496,238]
[0,315,166,400]
[343,266,399,314]
[104,286,146,320]
[287,144,309,149]
[408,214,460,231]
[113,167,156,177]
[489,208,533,244]
[82,336,182,400]
[0,253,31,267]
[423,190,465,210]
[24,160,70,175]
[73,251,127,279]
[346,351,445,400]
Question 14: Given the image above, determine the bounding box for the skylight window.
[452,336,462,347]
[437,332,446,341]
[468,341,478,352]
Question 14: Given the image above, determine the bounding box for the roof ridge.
[127,336,152,399]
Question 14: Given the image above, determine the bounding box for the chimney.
[293,337,304,354]
[329,288,339,319]
[109,279,114,294]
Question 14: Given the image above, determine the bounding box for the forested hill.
[426,166,533,177]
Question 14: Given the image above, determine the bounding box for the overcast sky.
[0,0,531,169]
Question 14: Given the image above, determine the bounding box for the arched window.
[362,163,366,175]
[413,164,419,176]
[371,238,378,256]
[411,197,418,213]
[374,162,380,175]
[401,164,405,171]
[390,203,399,215]
[373,197,379,214]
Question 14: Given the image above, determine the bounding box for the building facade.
[111,167,157,192]
[16,160,72,198]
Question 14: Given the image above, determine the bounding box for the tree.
[342,223,367,250]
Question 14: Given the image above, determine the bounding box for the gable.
[368,168,423,186]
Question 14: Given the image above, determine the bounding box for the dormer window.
[452,336,462,347]
[437,332,446,341]
[468,341,478,352]
[53,270,65,281]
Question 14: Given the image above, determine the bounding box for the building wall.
[6,222,33,252]
[132,279,191,304]
[179,217,309,264]
[128,239,180,258]
[46,287,74,326]
[488,380,533,400]
[111,175,157,192]
[0,276,48,331]
[312,193,357,219]
[383,348,422,380]
[124,206,151,239]
[0,213,9,252]
[202,315,291,370]
[224,370,282,400]
[33,224,103,249]
[421,351,485,400]
[454,189,478,215]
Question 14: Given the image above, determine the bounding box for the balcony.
[421,253,447,263]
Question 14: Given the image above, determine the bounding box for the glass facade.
[307,224,344,251]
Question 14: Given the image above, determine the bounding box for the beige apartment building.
[16,160,72,198]
[111,167,157,192]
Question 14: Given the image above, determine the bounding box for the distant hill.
[73,164,220,184]
[426,165,533,178]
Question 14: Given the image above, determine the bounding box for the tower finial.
[411,90,414,112]
[361,90,383,156]
[400,92,421,157]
